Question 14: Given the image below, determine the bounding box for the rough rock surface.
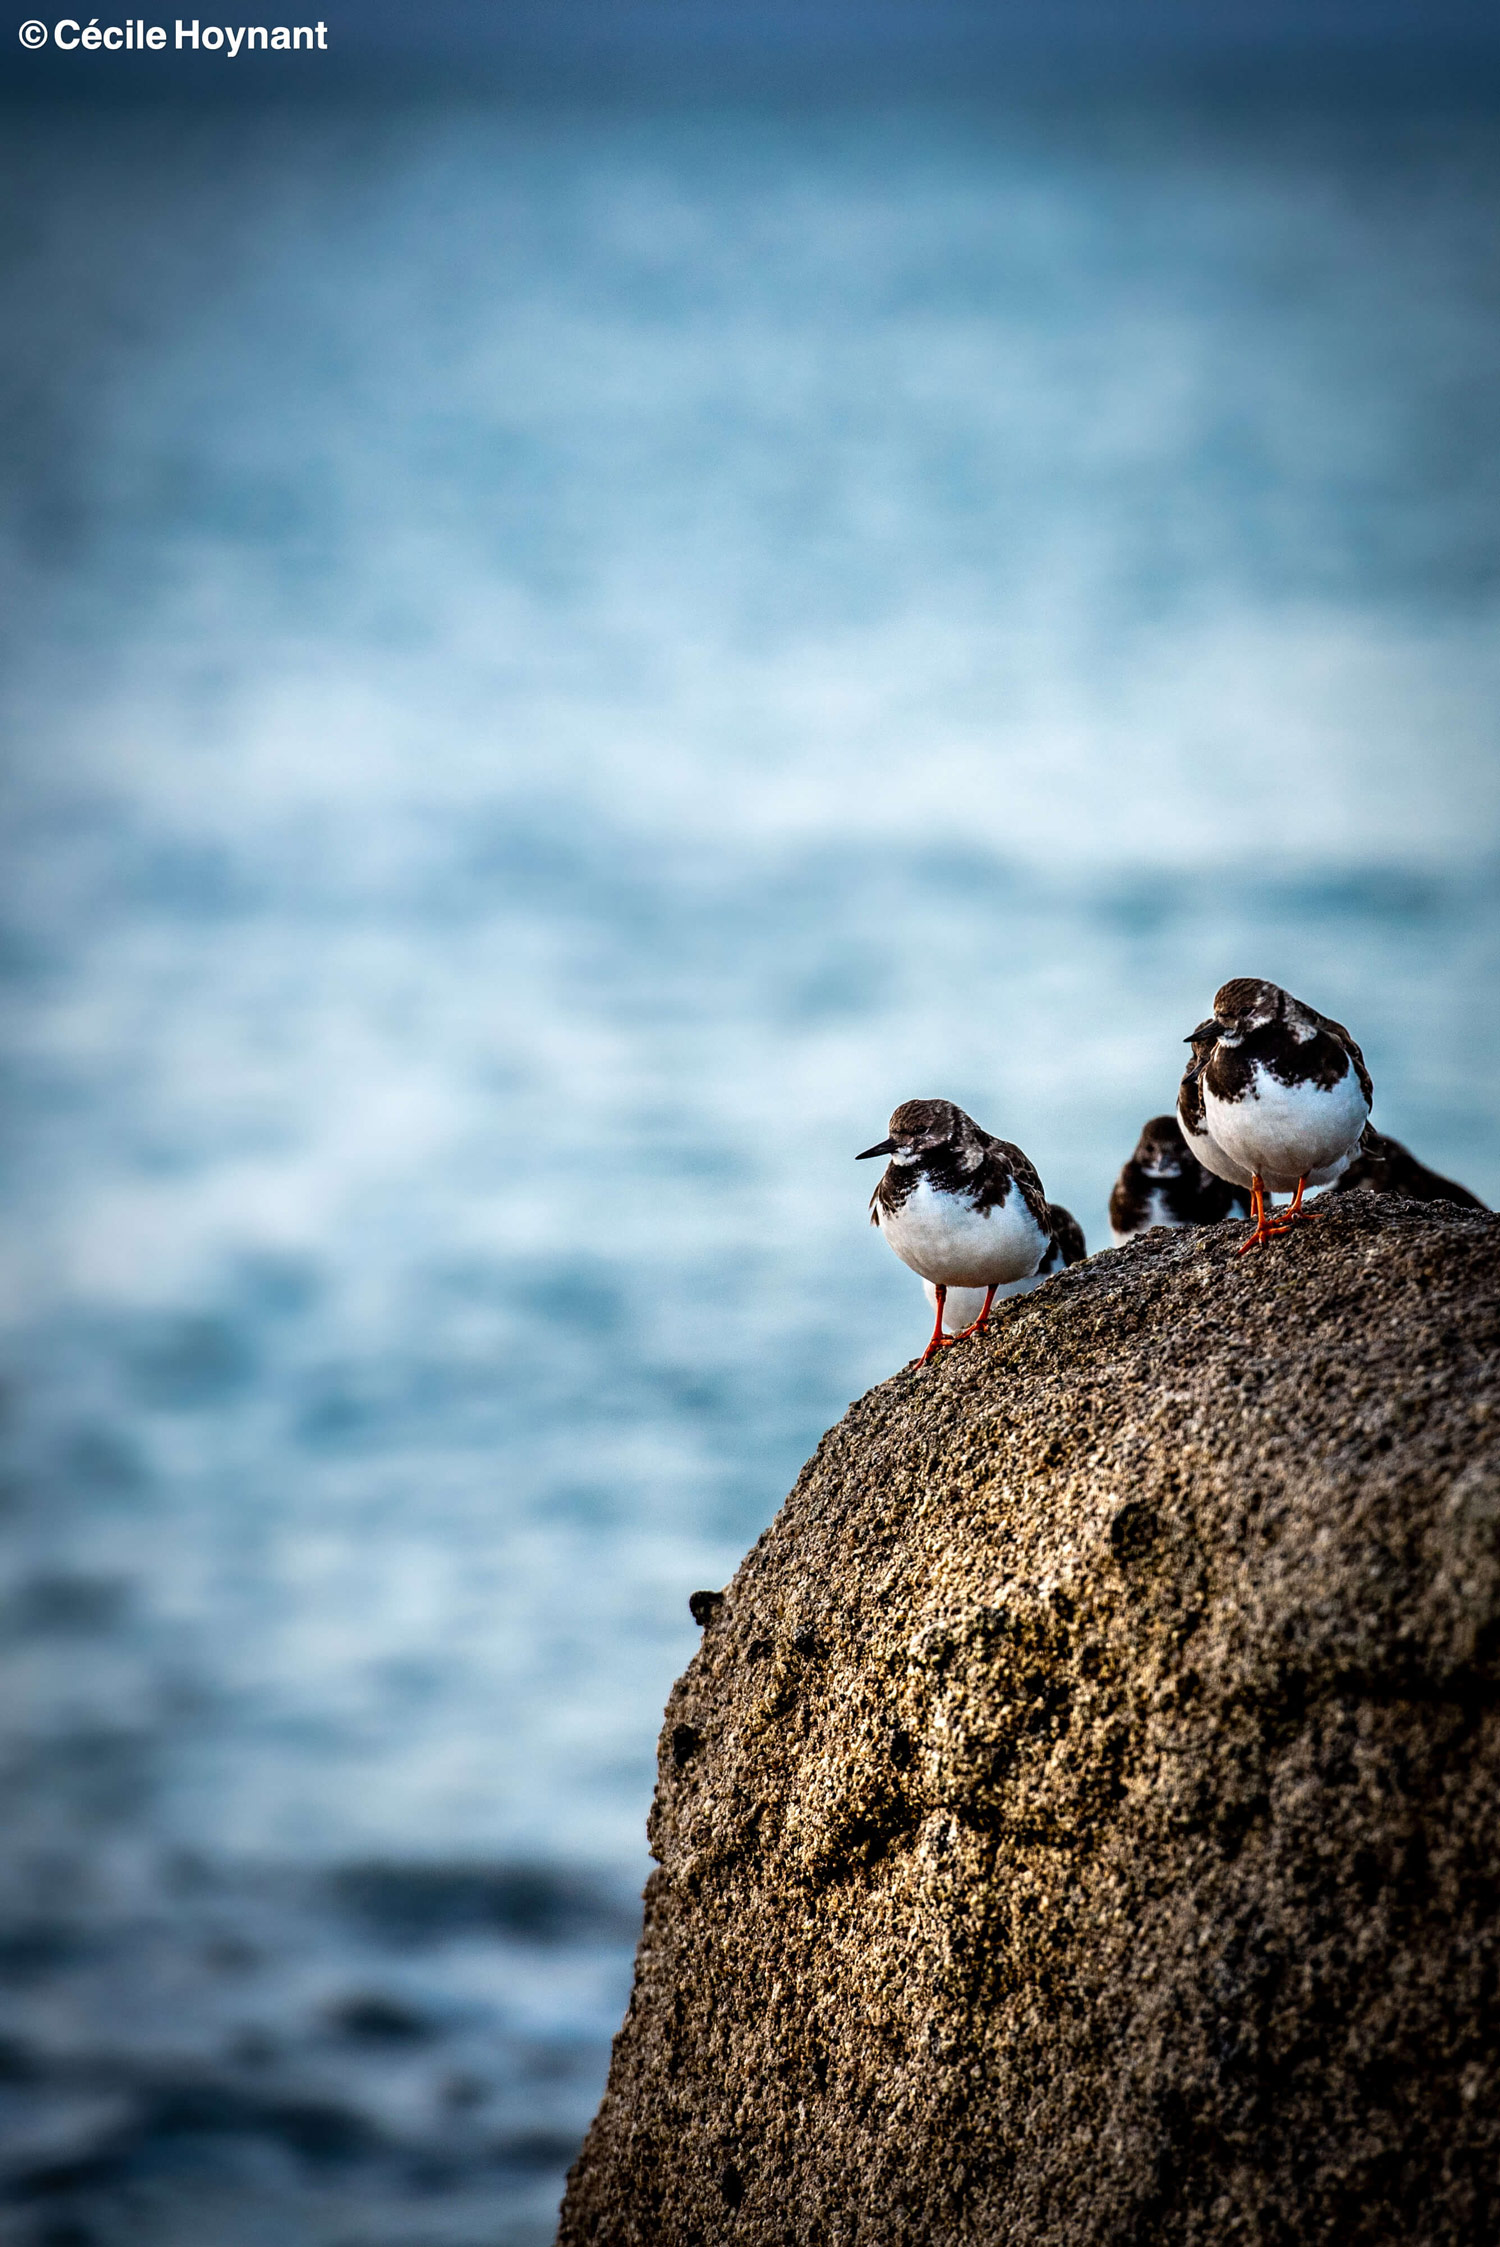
[559,1194,1500,2246]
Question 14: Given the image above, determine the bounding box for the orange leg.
[952,1284,999,1343]
[1237,1172,1292,1253]
[1279,1174,1320,1225]
[916,1284,958,1366]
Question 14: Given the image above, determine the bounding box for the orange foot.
[1276,1174,1319,1225]
[1237,1218,1290,1253]
[916,1286,958,1366]
[951,1283,999,1343]
[1237,1173,1293,1254]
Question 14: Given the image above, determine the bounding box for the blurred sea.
[1,72,1498,2245]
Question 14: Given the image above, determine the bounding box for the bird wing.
[986,1139,1051,1235]
[1177,1057,1208,1137]
[1308,1008,1374,1109]
[869,1162,914,1224]
[1045,1203,1087,1266]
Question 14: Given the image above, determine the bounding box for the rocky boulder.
[560,1193,1500,2246]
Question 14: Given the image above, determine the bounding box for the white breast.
[880,1173,1048,1289]
[1180,1105,1257,1193]
[1204,1062,1368,1194]
[1109,1186,1186,1246]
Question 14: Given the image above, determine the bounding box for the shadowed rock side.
[559,1195,1500,2247]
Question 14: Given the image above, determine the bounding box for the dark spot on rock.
[888,1727,915,1769]
[671,1724,700,1767]
[719,2160,745,2207]
[1352,1848,1383,1903]
[793,1630,821,1659]
[1110,1502,1160,1564]
[690,1589,724,1626]
[747,1638,773,1662]
[1399,1830,1431,1898]
[1217,1792,1270,1858]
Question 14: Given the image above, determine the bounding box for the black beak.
[1184,1018,1220,1045]
[856,1138,897,1161]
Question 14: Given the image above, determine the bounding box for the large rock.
[560,1194,1500,2245]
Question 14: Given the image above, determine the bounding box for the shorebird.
[1178,978,1372,1252]
[859,1099,1053,1364]
[924,1200,1085,1337]
[1109,1114,1252,1244]
[1329,1129,1485,1211]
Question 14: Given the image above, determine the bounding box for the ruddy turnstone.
[925,1201,1086,1335]
[1108,1114,1252,1245]
[1178,978,1372,1252]
[1329,1128,1486,1210]
[859,1098,1053,1364]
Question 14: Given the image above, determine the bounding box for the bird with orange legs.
[1177,979,1373,1252]
[859,1098,1059,1365]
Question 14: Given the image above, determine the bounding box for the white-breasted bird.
[1177,978,1372,1252]
[1109,1113,1252,1244]
[858,1098,1054,1363]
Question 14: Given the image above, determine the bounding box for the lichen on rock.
[560,1193,1500,2245]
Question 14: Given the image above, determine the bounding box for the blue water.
[1,83,1498,2244]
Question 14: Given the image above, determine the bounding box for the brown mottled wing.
[1332,1127,1486,1210]
[1309,1009,1374,1109]
[1046,1204,1087,1266]
[987,1139,1051,1234]
[1177,1059,1207,1135]
[869,1164,915,1224]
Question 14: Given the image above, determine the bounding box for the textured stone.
[559,1193,1500,2246]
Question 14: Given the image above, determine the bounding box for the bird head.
[857,1097,977,1167]
[1133,1115,1188,1178]
[1210,978,1285,1043]
[1181,1022,1220,1077]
